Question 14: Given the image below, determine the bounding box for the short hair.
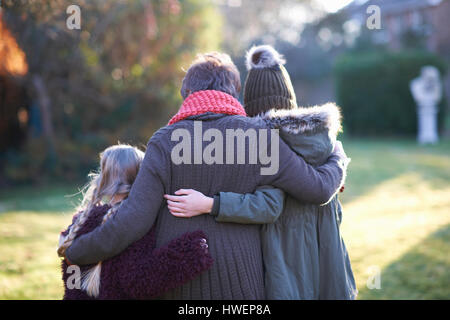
[181,52,241,100]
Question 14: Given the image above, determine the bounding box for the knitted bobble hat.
[243,45,298,117]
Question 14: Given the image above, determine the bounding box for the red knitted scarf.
[168,90,247,125]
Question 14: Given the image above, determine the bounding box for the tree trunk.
[32,74,57,163]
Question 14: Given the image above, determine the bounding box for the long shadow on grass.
[341,139,450,202]
[357,224,450,300]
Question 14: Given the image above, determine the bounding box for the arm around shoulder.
[66,139,169,265]
[214,186,285,224]
[264,138,349,205]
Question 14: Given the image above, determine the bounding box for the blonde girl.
[58,144,213,300]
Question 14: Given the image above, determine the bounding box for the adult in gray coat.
[167,46,357,300]
[64,52,349,299]
[171,102,356,300]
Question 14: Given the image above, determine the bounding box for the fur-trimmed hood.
[257,103,342,166]
[258,103,342,137]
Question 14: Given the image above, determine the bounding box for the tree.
[1,0,222,183]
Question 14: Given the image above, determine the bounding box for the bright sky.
[316,0,355,13]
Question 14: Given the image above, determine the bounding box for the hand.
[333,140,345,157]
[57,232,68,257]
[184,230,209,253]
[164,189,214,218]
[333,140,350,164]
[198,238,209,254]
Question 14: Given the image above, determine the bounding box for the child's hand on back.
[164,189,214,218]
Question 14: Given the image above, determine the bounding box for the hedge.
[334,51,447,136]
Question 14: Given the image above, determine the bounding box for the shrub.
[334,51,447,136]
[0,0,223,185]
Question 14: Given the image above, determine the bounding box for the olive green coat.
[211,103,357,300]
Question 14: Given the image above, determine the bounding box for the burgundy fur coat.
[61,204,213,300]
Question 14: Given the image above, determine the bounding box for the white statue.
[410,66,442,145]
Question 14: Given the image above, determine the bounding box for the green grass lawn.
[0,139,449,300]
[339,138,450,299]
[0,185,80,299]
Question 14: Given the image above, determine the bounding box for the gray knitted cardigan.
[66,112,347,299]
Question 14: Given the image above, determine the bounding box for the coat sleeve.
[260,131,349,205]
[211,186,285,224]
[66,139,168,265]
[116,230,214,299]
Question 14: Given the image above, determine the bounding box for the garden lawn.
[340,138,450,299]
[0,186,79,299]
[0,139,449,299]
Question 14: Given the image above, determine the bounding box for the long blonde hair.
[57,144,145,297]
